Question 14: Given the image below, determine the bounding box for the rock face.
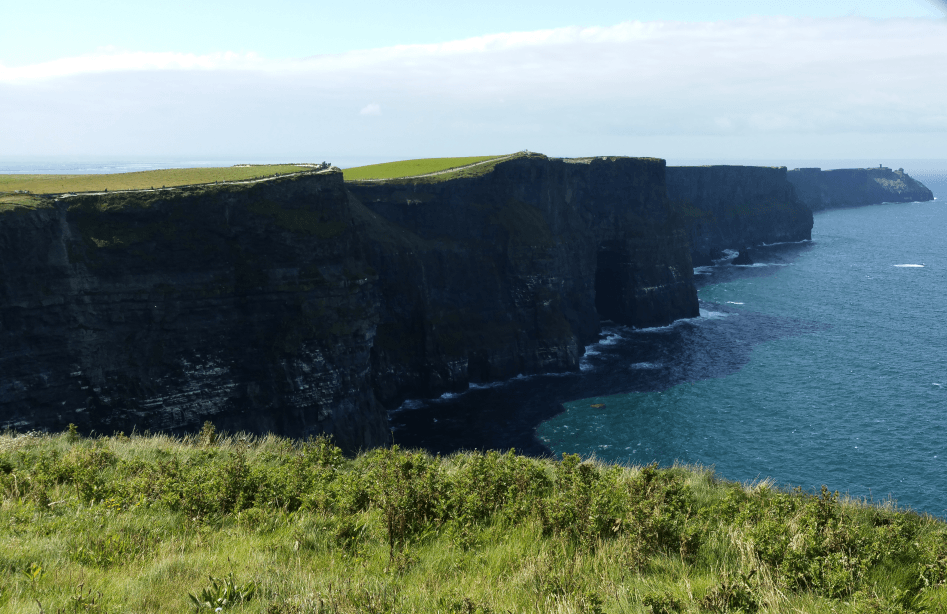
[787,167,934,211]
[349,155,699,405]
[0,154,698,450]
[0,174,387,451]
[666,165,814,266]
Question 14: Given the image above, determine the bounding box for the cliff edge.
[787,166,934,211]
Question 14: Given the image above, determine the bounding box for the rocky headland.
[787,166,934,211]
[0,154,699,451]
[666,165,814,266]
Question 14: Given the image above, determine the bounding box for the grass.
[1,426,945,613]
[342,155,510,182]
[0,193,52,213]
[0,165,320,195]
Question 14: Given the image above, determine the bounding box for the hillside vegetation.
[0,193,52,213]
[1,427,945,613]
[0,165,316,195]
[342,155,508,182]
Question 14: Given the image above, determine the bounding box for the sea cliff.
[666,165,813,265]
[0,155,698,450]
[787,166,934,211]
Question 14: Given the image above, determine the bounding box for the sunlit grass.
[342,155,508,181]
[0,427,945,613]
[0,164,319,195]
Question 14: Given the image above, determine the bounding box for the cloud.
[921,0,947,16]
[2,17,946,159]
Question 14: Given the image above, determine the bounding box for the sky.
[1,0,946,166]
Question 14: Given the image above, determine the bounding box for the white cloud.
[2,17,946,159]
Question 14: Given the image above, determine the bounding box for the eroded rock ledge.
[0,154,698,451]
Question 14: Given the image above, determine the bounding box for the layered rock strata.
[349,155,699,405]
[787,166,934,211]
[0,154,699,450]
[666,165,814,266]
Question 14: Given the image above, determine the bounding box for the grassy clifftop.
[1,428,945,613]
[0,164,319,195]
[343,155,512,182]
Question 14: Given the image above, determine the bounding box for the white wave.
[699,308,733,319]
[726,301,744,305]
[394,399,425,411]
[733,262,789,268]
[716,249,740,262]
[598,332,625,345]
[760,239,812,246]
[933,383,942,387]
[437,391,460,400]
[633,322,677,332]
[579,360,595,372]
[630,362,661,369]
[893,264,925,268]
[693,266,713,275]
[468,381,504,390]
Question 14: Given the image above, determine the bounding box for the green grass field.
[0,193,52,213]
[1,426,945,613]
[0,165,317,195]
[342,155,509,182]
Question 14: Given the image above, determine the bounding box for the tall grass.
[0,426,944,613]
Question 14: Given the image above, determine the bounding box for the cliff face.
[349,155,698,405]
[666,166,814,265]
[0,155,698,449]
[787,167,934,211]
[0,174,387,451]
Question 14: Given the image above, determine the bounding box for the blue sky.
[2,0,945,164]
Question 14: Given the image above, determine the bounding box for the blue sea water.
[537,192,947,517]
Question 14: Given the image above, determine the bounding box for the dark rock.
[1,154,699,450]
[731,249,753,265]
[348,154,699,406]
[0,174,386,451]
[666,165,813,264]
[787,166,934,211]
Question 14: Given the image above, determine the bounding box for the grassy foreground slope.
[0,165,316,195]
[342,155,507,181]
[1,428,945,614]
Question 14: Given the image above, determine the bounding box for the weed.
[699,570,760,613]
[643,591,686,614]
[65,584,104,613]
[198,421,218,447]
[66,424,80,444]
[21,561,44,587]
[188,573,257,611]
